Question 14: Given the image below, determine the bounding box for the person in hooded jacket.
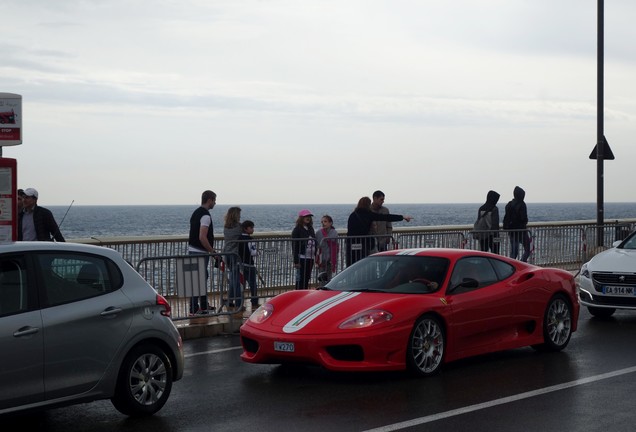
[503,186,531,262]
[476,190,501,254]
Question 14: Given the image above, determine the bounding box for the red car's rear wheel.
[534,294,573,352]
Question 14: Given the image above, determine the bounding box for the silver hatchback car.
[0,242,184,416]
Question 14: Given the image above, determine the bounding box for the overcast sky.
[2,0,635,206]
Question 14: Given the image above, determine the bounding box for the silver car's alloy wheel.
[546,297,572,347]
[408,316,444,376]
[112,344,173,416]
[129,352,168,405]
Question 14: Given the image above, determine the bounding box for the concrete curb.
[175,314,245,340]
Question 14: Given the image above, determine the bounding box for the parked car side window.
[0,257,28,316]
[37,253,116,307]
[489,258,515,280]
[450,257,498,291]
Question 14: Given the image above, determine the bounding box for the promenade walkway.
[71,219,636,340]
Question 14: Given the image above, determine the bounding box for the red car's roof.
[378,248,503,259]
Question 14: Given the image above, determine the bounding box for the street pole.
[596,0,604,247]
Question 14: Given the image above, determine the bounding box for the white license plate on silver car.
[603,286,635,296]
[274,341,295,352]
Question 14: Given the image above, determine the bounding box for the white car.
[578,231,636,318]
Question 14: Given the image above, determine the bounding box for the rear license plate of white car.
[603,286,635,296]
[274,341,295,352]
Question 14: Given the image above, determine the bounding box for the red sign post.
[0,157,18,241]
[0,92,21,241]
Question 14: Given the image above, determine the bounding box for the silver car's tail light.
[157,294,172,317]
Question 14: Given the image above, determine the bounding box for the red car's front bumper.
[240,321,414,372]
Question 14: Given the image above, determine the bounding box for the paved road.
[5,308,636,432]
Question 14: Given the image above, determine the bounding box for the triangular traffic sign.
[589,136,615,160]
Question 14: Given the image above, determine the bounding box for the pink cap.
[298,209,313,217]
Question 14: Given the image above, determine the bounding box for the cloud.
[2,0,635,205]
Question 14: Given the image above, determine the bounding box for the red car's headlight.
[248,303,274,324]
[339,309,393,329]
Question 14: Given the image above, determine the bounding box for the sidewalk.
[174,309,247,340]
[169,292,262,340]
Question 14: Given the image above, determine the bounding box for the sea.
[47,203,636,240]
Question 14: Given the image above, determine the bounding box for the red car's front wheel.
[406,315,445,376]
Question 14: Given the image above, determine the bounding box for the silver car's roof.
[0,241,121,258]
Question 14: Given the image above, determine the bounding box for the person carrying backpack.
[503,186,531,262]
[474,190,500,254]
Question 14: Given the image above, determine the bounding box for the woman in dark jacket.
[346,197,412,266]
[292,209,317,289]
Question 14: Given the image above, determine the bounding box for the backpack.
[472,211,491,240]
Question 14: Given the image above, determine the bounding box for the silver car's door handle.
[14,326,40,337]
[100,307,123,317]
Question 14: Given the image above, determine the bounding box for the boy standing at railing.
[238,220,259,309]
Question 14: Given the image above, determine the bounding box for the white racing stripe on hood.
[397,249,427,255]
[283,291,361,333]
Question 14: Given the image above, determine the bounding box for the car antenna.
[53,200,74,241]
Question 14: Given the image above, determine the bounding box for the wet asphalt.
[4,307,636,432]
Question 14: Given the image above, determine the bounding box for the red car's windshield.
[323,255,449,294]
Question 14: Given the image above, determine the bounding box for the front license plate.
[603,285,636,296]
[274,341,295,352]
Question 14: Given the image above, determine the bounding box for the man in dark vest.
[187,190,217,314]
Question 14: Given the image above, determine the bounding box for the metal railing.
[71,219,636,320]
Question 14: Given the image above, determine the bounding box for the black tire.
[406,315,445,377]
[588,306,616,319]
[535,295,573,352]
[111,344,173,417]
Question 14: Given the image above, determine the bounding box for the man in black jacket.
[503,186,530,262]
[18,188,65,242]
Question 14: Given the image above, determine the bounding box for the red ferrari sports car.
[240,248,579,376]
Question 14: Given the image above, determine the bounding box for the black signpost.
[591,0,616,247]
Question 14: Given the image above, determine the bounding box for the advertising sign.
[0,93,22,146]
[0,158,17,241]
